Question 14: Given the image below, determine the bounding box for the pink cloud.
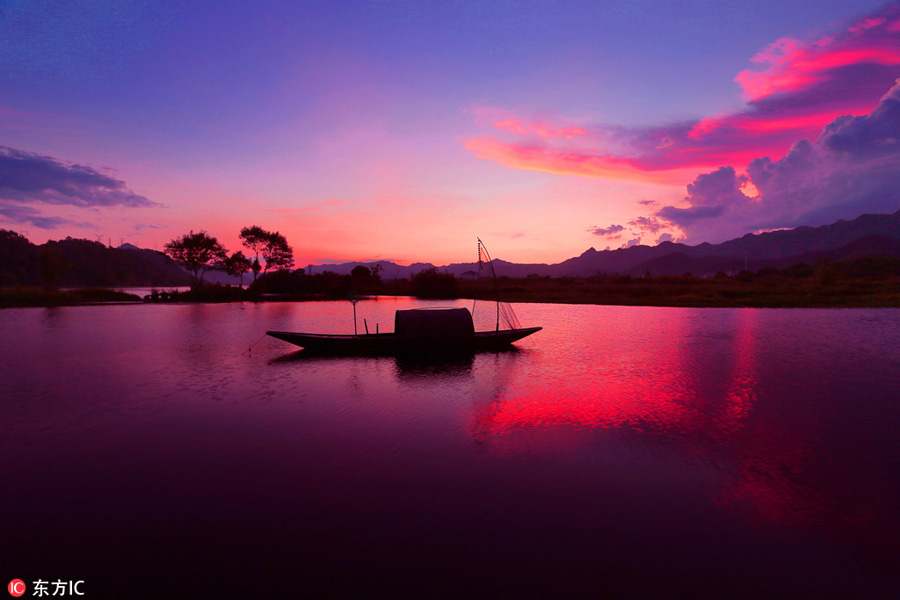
[465,3,900,188]
[737,43,900,102]
[493,117,587,139]
[850,16,888,34]
[464,136,683,183]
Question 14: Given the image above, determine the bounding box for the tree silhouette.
[239,225,268,282]
[164,230,228,289]
[240,225,294,279]
[225,251,253,286]
[350,265,371,280]
[261,230,294,274]
[411,267,457,298]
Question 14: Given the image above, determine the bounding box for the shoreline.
[2,285,899,309]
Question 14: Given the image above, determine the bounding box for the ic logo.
[7,580,25,598]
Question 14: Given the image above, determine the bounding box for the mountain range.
[306,209,900,278]
[3,209,900,288]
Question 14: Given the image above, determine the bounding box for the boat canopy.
[394,308,475,339]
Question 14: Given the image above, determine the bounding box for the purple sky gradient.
[1,0,899,264]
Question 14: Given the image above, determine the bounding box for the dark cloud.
[628,215,666,234]
[656,80,900,242]
[685,167,748,208]
[0,146,156,208]
[818,83,900,156]
[0,202,95,230]
[657,204,726,222]
[589,224,624,236]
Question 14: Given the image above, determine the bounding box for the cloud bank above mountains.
[662,75,900,242]
[470,3,900,245]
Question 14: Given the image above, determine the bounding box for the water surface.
[2,299,899,597]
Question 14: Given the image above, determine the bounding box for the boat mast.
[477,237,500,333]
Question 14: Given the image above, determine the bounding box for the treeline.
[4,224,899,308]
[162,226,293,288]
[448,255,900,307]
[252,265,458,299]
[245,253,898,308]
[0,229,190,287]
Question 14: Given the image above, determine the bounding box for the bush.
[411,268,457,298]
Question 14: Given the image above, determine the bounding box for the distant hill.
[4,208,900,288]
[304,260,439,279]
[0,231,192,287]
[306,209,900,279]
[618,235,900,277]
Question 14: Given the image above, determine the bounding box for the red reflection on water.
[472,310,760,441]
[468,307,899,559]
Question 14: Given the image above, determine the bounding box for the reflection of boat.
[267,239,541,355]
[267,307,541,354]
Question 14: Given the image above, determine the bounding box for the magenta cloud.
[466,3,900,189]
[656,79,900,242]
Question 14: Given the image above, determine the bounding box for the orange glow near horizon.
[465,137,710,185]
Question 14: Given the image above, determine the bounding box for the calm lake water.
[2,298,899,598]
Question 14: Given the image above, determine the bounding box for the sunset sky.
[3,0,900,266]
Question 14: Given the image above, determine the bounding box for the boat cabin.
[394,308,475,339]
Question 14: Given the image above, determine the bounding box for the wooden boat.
[267,307,541,354]
[267,239,541,355]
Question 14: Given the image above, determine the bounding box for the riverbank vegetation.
[3,246,899,309]
[0,229,191,288]
[0,287,142,308]
[246,256,900,308]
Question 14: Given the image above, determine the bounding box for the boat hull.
[266,327,542,355]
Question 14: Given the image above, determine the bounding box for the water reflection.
[457,306,899,581]
[269,345,528,382]
[2,301,898,596]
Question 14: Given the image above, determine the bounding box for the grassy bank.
[248,274,900,308]
[0,287,142,308]
[5,272,900,309]
[458,275,900,308]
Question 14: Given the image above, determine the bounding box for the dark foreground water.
[2,299,899,598]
